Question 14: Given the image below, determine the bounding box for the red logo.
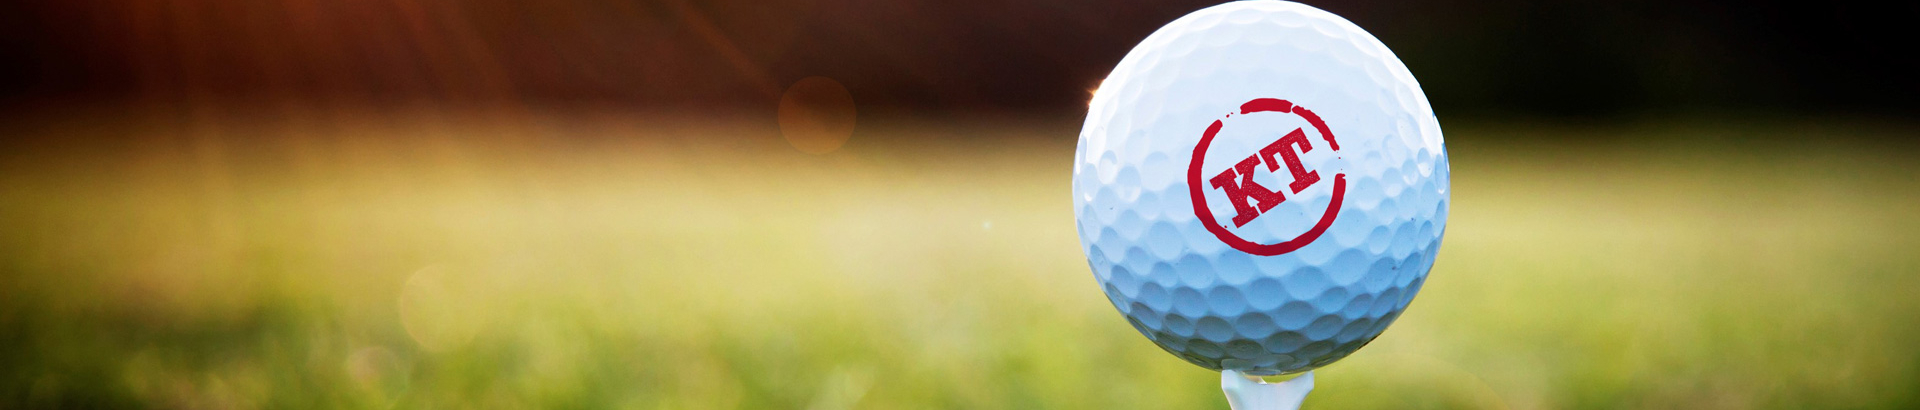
[1188,98,1345,256]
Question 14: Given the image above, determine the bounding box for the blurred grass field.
[2,105,1917,409]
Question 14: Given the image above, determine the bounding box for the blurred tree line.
[2,0,1913,119]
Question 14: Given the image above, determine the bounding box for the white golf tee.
[1222,370,1314,410]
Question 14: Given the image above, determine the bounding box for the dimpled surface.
[1072,1,1448,376]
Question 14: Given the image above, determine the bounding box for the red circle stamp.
[1187,98,1346,256]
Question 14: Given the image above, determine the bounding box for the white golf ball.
[1072,0,1448,375]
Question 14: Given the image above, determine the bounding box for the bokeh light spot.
[398,266,486,351]
[345,346,410,405]
[778,76,857,154]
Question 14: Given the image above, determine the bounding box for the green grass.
[2,107,1917,408]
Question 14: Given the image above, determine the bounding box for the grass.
[1,105,1916,409]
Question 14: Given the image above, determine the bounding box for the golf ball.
[1072,1,1448,375]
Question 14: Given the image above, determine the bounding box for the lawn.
[2,106,1916,409]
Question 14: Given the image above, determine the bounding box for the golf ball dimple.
[1073,1,1447,376]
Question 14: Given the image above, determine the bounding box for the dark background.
[3,0,1916,120]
